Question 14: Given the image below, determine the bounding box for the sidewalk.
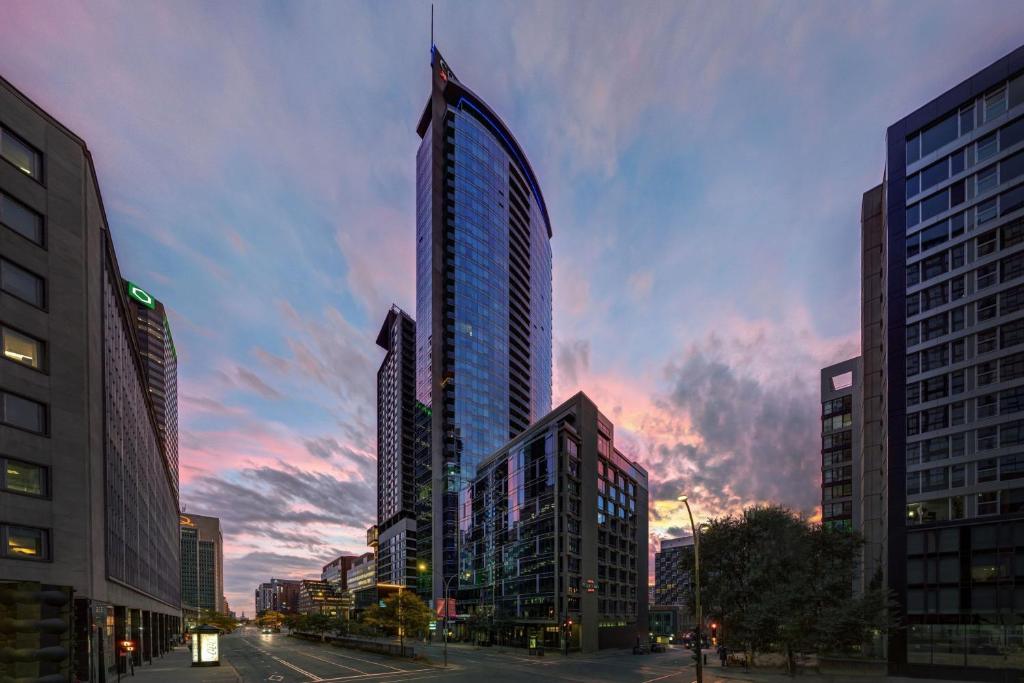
[119,645,240,682]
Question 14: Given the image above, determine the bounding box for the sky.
[3,0,1024,615]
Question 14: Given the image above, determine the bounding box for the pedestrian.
[718,643,727,667]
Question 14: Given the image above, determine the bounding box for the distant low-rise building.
[297,579,350,618]
[321,554,357,592]
[254,578,301,615]
[347,552,377,610]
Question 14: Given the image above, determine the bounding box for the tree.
[692,505,893,676]
[199,609,238,633]
[363,591,432,640]
[304,613,336,641]
[257,610,285,628]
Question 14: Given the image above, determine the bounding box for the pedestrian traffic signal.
[0,581,73,682]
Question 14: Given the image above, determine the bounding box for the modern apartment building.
[0,75,180,681]
[880,46,1024,678]
[653,535,693,607]
[375,306,418,587]
[820,358,862,532]
[126,282,178,497]
[415,45,553,603]
[296,579,350,618]
[462,392,648,653]
[321,554,357,592]
[179,513,224,625]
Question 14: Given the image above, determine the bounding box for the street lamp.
[677,494,703,683]
[442,571,469,668]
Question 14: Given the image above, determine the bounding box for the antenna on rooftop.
[431,3,434,48]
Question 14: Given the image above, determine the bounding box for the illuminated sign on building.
[180,515,194,527]
[126,281,155,310]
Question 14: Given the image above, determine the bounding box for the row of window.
[906,75,1024,165]
[822,412,851,434]
[909,488,1024,524]
[908,245,1024,318]
[822,395,851,418]
[907,149,1024,229]
[909,418,1024,457]
[907,463,966,494]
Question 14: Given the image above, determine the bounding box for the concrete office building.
[125,281,178,497]
[414,46,553,603]
[375,306,418,587]
[0,75,180,681]
[877,46,1024,678]
[820,358,863,532]
[653,535,693,608]
[462,392,648,653]
[179,513,224,625]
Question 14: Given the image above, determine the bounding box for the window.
[1003,319,1024,349]
[978,295,998,321]
[1004,149,1024,184]
[1004,219,1024,249]
[922,252,948,280]
[960,106,976,136]
[907,471,921,495]
[922,313,948,341]
[2,525,47,560]
[985,87,1007,121]
[978,360,998,386]
[1,458,46,496]
[0,259,44,308]
[921,283,948,311]
[1003,284,1024,316]
[922,113,959,157]
[921,190,950,222]
[951,276,965,301]
[978,262,998,289]
[977,229,998,257]
[977,165,999,194]
[978,393,998,418]
[1000,454,1024,481]
[978,198,998,224]
[978,458,997,483]
[907,382,921,405]
[978,426,998,451]
[978,133,998,162]
[1001,183,1024,217]
[923,375,947,402]
[908,263,920,287]
[1,326,43,370]
[922,344,948,371]
[1002,352,1024,381]
[951,401,966,426]
[921,159,949,192]
[0,127,41,179]
[0,193,43,245]
[0,391,45,434]
[951,370,965,394]
[906,173,920,200]
[1003,252,1024,283]
[978,328,998,354]
[978,492,998,516]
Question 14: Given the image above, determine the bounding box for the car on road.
[260,627,272,634]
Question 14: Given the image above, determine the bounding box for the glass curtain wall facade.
[415,46,553,603]
[463,392,648,653]
[885,47,1024,678]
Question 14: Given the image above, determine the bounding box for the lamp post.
[677,495,703,683]
[442,571,468,668]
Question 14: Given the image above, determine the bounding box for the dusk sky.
[4,1,1023,614]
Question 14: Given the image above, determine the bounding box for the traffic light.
[0,581,73,683]
[710,622,718,640]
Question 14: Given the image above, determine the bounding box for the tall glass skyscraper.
[414,46,553,602]
[884,46,1024,677]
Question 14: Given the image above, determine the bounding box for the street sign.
[428,621,437,631]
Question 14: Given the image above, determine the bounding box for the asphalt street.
[221,627,705,683]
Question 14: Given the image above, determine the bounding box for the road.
[222,627,706,683]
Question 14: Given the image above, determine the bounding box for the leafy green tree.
[198,609,238,633]
[363,591,432,640]
[258,610,285,628]
[304,613,336,641]
[691,505,893,675]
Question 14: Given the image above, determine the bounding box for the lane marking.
[293,650,365,674]
[290,642,407,672]
[314,669,438,682]
[270,654,324,681]
[639,672,686,683]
